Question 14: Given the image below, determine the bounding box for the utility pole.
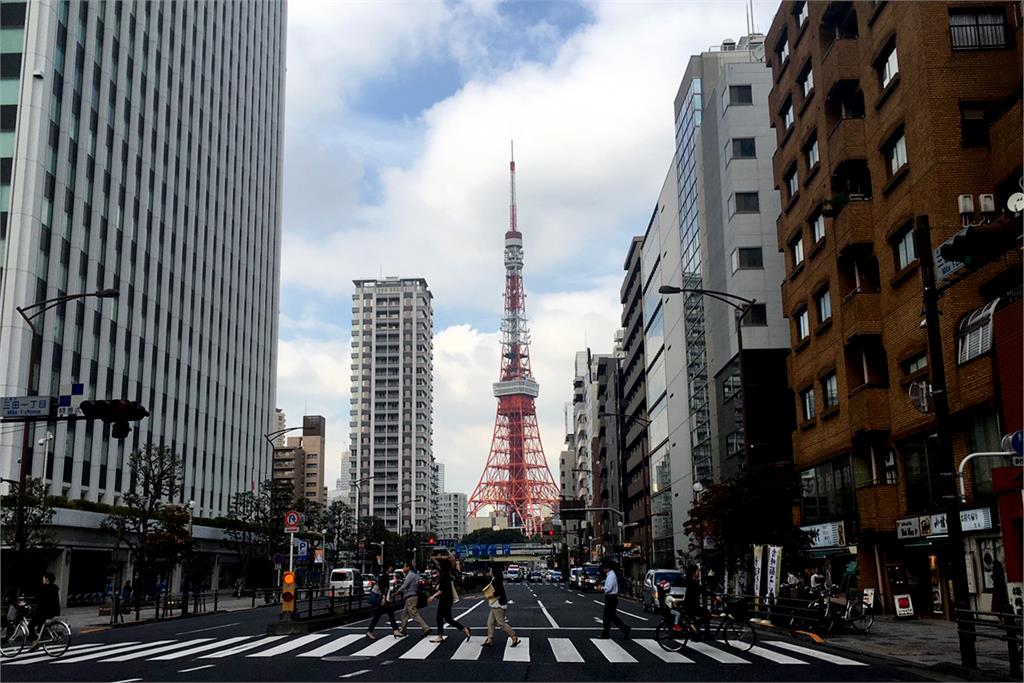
[913,216,976,668]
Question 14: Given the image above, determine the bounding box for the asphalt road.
[1,582,927,682]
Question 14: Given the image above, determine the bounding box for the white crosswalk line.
[2,642,114,666]
[57,641,173,663]
[102,638,214,662]
[591,638,637,663]
[199,636,285,658]
[350,634,406,657]
[297,633,363,657]
[635,639,694,663]
[549,638,583,663]
[399,637,442,660]
[451,638,482,660]
[247,633,329,658]
[150,636,253,660]
[503,637,529,662]
[684,641,749,664]
[590,599,649,621]
[724,642,807,664]
[761,640,867,666]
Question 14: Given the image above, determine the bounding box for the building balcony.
[831,197,874,254]
[855,483,900,533]
[819,37,860,89]
[840,289,881,340]
[827,116,865,168]
[847,384,890,434]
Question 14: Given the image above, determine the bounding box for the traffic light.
[548,529,555,537]
[939,215,1022,271]
[281,570,296,614]
[79,399,150,439]
[427,536,436,546]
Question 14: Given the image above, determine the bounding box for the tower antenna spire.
[509,140,518,233]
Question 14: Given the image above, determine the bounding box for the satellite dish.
[908,380,933,414]
[1007,192,1024,214]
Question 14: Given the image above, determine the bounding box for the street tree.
[225,489,268,589]
[0,477,54,549]
[322,499,356,567]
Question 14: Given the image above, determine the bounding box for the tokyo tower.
[467,145,560,536]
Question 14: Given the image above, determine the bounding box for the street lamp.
[12,288,119,552]
[659,285,755,468]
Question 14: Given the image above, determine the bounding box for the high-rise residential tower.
[0,1,285,517]
[348,277,435,534]
[438,491,467,541]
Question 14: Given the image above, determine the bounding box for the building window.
[960,104,991,147]
[957,299,999,364]
[816,288,832,323]
[729,84,753,105]
[777,34,789,64]
[731,191,760,215]
[790,234,805,268]
[781,99,794,131]
[800,66,814,98]
[949,8,1009,50]
[796,307,810,340]
[883,130,908,176]
[878,43,899,89]
[795,1,809,27]
[785,166,799,199]
[811,212,825,243]
[741,303,768,327]
[801,386,816,420]
[822,371,839,409]
[731,137,756,159]
[732,247,764,270]
[804,136,819,169]
[902,352,928,375]
[893,225,916,270]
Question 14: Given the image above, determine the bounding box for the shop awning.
[808,547,852,558]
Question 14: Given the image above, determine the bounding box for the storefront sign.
[752,544,763,599]
[801,521,847,548]
[894,593,915,618]
[863,587,876,608]
[766,545,783,598]
[897,508,994,539]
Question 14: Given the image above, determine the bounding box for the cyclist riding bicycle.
[656,577,686,631]
[681,564,710,636]
[28,573,60,651]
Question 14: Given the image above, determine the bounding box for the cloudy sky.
[276,0,778,501]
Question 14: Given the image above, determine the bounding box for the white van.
[328,568,363,597]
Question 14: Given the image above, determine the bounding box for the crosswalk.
[0,632,868,668]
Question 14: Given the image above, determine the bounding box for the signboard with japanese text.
[766,545,783,598]
[802,521,847,548]
[897,508,993,539]
[1,396,51,418]
[894,593,915,618]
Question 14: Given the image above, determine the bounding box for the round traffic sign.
[284,510,301,527]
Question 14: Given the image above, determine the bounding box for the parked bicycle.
[656,594,756,653]
[1,606,72,659]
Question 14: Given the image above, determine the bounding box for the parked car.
[546,570,563,583]
[528,570,545,583]
[569,567,582,588]
[328,568,363,597]
[641,569,685,612]
[579,565,603,592]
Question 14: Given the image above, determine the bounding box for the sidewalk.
[817,615,1019,681]
[62,595,271,632]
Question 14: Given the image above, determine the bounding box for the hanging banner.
[752,544,764,599]
[766,545,783,599]
[314,548,324,564]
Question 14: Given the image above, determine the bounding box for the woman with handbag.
[427,557,470,643]
[366,561,401,640]
[482,563,520,648]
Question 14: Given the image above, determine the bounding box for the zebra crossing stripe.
[503,637,529,662]
[684,641,749,664]
[398,637,442,660]
[634,639,694,663]
[733,643,809,665]
[590,638,637,663]
[351,634,406,658]
[101,638,214,662]
[247,634,329,658]
[297,634,363,658]
[199,636,286,658]
[761,640,867,666]
[451,638,482,660]
[2,642,114,666]
[548,638,583,663]
[149,636,253,660]
[57,641,175,663]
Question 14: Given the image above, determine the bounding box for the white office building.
[0,1,285,517]
[438,491,467,541]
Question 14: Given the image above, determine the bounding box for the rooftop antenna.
[751,0,757,34]
[509,140,518,233]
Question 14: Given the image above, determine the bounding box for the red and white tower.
[468,146,559,535]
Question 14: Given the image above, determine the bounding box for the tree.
[0,477,54,549]
[322,500,356,568]
[102,445,192,610]
[225,490,267,589]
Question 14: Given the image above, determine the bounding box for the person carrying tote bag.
[482,563,520,647]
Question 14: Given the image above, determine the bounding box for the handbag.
[482,582,496,601]
[367,592,381,608]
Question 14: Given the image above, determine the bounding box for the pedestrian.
[428,557,470,643]
[395,562,430,637]
[114,581,131,623]
[28,572,60,651]
[482,563,520,647]
[366,561,401,640]
[599,559,631,640]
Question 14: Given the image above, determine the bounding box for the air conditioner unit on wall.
[978,193,996,213]
[958,194,975,214]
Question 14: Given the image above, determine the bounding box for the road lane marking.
[2,643,111,665]
[454,599,485,621]
[298,634,363,657]
[503,636,529,662]
[150,636,252,660]
[248,634,330,657]
[200,636,285,658]
[399,638,442,659]
[549,638,583,662]
[635,639,694,663]
[102,638,214,661]
[591,638,637,663]
[564,600,573,604]
[590,599,648,621]
[684,641,749,664]
[112,678,142,683]
[351,634,404,657]
[761,640,866,665]
[451,638,482,660]
[176,621,240,635]
[179,664,216,673]
[57,641,171,663]
[721,641,807,664]
[577,593,585,598]
[537,600,559,628]
[340,669,371,678]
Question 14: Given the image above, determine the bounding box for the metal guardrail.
[955,609,1022,678]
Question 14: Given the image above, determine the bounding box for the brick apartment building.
[768,0,1022,618]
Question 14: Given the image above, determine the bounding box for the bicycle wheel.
[1,623,28,658]
[655,621,685,652]
[848,600,874,633]
[42,621,71,657]
[722,618,756,652]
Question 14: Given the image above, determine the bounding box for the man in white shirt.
[600,560,631,640]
